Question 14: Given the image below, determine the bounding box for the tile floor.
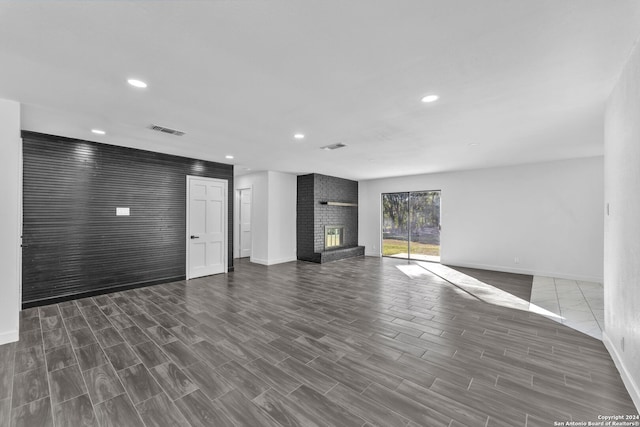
[530,276,604,340]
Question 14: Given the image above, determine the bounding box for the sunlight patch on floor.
[414,262,564,321]
[389,253,441,263]
[396,264,434,279]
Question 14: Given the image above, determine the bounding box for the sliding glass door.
[382,193,409,258]
[382,190,440,262]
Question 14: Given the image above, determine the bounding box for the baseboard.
[22,275,185,309]
[0,329,19,345]
[250,256,297,266]
[266,256,297,265]
[441,260,603,283]
[603,332,640,412]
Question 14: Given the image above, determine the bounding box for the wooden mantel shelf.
[319,201,358,207]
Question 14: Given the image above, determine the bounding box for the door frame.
[236,186,253,259]
[186,175,228,279]
[380,190,442,262]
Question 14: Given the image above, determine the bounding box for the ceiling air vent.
[149,124,185,136]
[320,142,347,151]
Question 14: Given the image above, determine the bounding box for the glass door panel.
[382,192,409,259]
[409,191,440,262]
[382,190,440,262]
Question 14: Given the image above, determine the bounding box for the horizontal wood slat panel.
[22,131,234,307]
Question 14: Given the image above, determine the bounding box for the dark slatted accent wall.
[22,131,233,307]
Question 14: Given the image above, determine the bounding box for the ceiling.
[1,1,639,181]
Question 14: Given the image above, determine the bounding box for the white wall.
[603,39,640,410]
[0,99,21,344]
[359,157,604,282]
[267,171,297,264]
[234,170,296,266]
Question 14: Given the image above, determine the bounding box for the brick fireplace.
[296,173,365,263]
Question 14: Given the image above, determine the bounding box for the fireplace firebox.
[325,225,344,249]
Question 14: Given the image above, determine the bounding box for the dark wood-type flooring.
[0,257,636,426]
[446,266,534,302]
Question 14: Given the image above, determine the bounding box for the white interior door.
[187,176,227,279]
[239,188,252,258]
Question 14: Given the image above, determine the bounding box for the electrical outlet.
[514,257,520,264]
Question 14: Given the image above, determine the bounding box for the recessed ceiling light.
[225,155,234,159]
[468,143,479,147]
[294,133,305,140]
[421,94,439,103]
[127,78,147,88]
[91,129,106,135]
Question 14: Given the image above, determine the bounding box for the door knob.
[190,235,199,239]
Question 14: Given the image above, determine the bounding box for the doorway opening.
[382,190,441,262]
[238,187,252,259]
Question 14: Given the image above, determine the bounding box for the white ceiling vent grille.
[320,142,347,150]
[149,124,185,136]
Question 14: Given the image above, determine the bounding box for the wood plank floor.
[1,257,637,426]
[445,266,534,302]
